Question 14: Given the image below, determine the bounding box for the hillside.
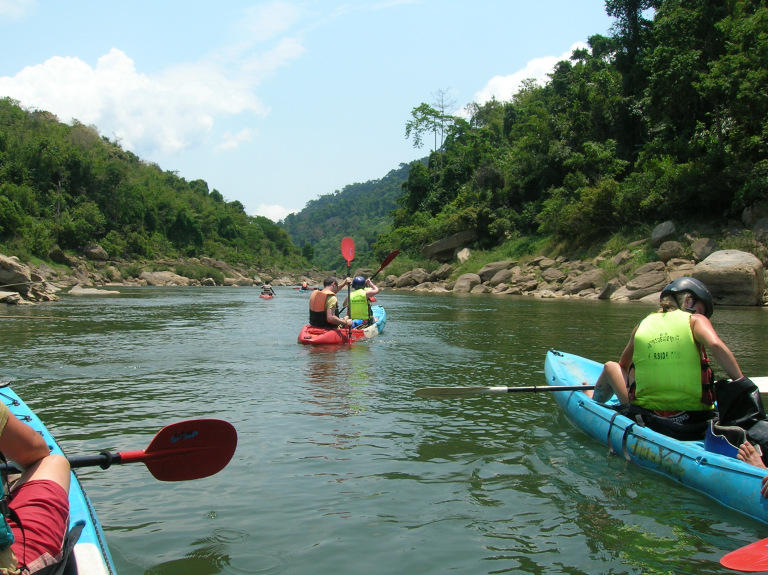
[0,98,304,273]
[280,163,412,270]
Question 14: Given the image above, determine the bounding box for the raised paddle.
[414,384,596,398]
[341,237,355,340]
[721,537,768,572]
[4,419,238,481]
[370,249,400,281]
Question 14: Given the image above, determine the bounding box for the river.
[2,287,768,574]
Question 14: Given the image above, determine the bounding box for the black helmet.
[660,276,714,317]
[352,276,366,289]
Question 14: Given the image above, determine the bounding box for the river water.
[2,287,768,574]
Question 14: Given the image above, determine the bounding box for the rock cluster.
[379,221,767,308]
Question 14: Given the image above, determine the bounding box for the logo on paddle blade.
[170,430,199,444]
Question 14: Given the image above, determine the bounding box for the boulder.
[691,238,718,262]
[456,248,471,263]
[540,267,565,283]
[452,273,482,293]
[422,231,477,262]
[656,240,684,263]
[395,268,430,288]
[754,218,768,242]
[693,250,765,306]
[478,260,515,282]
[0,254,32,296]
[428,264,453,281]
[83,244,109,261]
[623,269,668,299]
[139,271,191,286]
[652,221,676,246]
[561,269,605,295]
[488,268,516,287]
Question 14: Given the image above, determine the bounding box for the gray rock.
[453,273,482,293]
[652,221,676,246]
[754,218,768,242]
[0,254,32,296]
[83,244,108,261]
[656,241,684,263]
[478,260,515,282]
[139,271,191,286]
[624,270,668,299]
[395,268,430,287]
[561,269,605,295]
[694,250,765,306]
[428,264,453,281]
[422,231,477,262]
[488,268,516,287]
[691,238,718,261]
[540,267,565,282]
[456,248,471,263]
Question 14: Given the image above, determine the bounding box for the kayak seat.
[704,420,752,459]
[34,520,83,575]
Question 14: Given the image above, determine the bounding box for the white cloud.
[216,128,254,151]
[473,42,587,105]
[255,203,298,222]
[0,48,267,155]
[242,1,301,43]
[0,0,34,19]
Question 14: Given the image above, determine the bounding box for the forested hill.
[0,98,303,269]
[280,163,411,269]
[370,0,768,259]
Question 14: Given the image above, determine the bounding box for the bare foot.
[738,441,766,469]
[581,382,594,398]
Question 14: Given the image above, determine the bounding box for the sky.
[0,1,615,222]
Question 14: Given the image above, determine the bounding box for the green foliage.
[375,0,768,260]
[0,98,304,269]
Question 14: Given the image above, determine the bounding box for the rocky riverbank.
[377,221,768,308]
[2,220,766,308]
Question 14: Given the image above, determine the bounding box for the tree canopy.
[374,0,768,257]
[0,98,303,268]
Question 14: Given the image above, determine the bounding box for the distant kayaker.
[343,276,380,326]
[309,277,354,329]
[589,277,751,443]
[261,284,275,296]
[0,400,72,573]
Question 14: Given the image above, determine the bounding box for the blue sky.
[0,1,614,221]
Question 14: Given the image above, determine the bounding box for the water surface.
[1,287,767,574]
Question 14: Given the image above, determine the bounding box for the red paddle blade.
[721,537,768,572]
[121,419,238,481]
[378,249,399,270]
[341,237,355,264]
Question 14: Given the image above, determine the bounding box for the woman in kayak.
[342,276,379,326]
[0,401,70,573]
[589,277,749,441]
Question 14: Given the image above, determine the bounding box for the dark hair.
[323,277,337,288]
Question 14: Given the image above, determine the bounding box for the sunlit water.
[2,287,768,574]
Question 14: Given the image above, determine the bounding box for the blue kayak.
[0,383,116,575]
[545,349,768,525]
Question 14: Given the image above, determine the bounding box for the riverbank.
[2,220,767,308]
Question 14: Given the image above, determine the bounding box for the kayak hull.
[545,349,768,525]
[298,305,386,345]
[0,383,116,575]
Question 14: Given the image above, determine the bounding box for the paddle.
[721,537,768,572]
[414,384,596,398]
[370,249,400,281]
[5,419,238,481]
[341,237,355,340]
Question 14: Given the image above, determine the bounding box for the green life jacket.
[0,465,14,554]
[632,309,712,412]
[349,289,370,321]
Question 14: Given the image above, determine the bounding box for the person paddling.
[342,276,379,327]
[308,277,353,329]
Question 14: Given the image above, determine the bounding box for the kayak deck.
[0,383,116,575]
[544,349,768,525]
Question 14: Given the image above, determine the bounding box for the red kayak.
[259,293,273,299]
[297,305,386,345]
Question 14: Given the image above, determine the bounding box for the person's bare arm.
[0,413,50,468]
[691,315,743,380]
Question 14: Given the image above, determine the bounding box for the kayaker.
[308,277,354,329]
[0,401,71,574]
[342,276,379,326]
[590,277,748,441]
